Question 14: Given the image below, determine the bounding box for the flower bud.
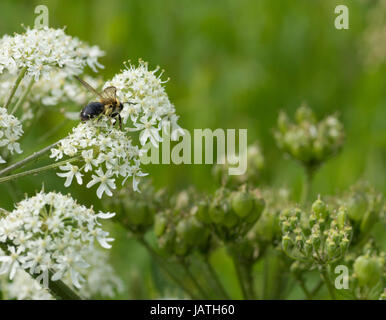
[209,202,226,224]
[195,200,211,224]
[245,196,265,224]
[336,206,348,229]
[312,197,328,220]
[223,210,240,228]
[154,214,167,237]
[231,190,255,218]
[282,234,292,252]
[295,104,315,124]
[176,217,202,246]
[353,256,382,288]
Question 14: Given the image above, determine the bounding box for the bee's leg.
[96,113,104,122]
[118,114,123,130]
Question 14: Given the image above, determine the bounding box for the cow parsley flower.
[0,72,102,115]
[0,27,104,80]
[50,118,147,197]
[0,106,24,162]
[1,249,124,300]
[0,191,115,289]
[105,60,184,147]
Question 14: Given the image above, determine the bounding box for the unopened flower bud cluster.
[280,197,352,266]
[196,185,265,242]
[154,190,211,257]
[212,142,264,186]
[274,104,344,169]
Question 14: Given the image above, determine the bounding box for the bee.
[74,75,125,129]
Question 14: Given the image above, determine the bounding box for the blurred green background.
[0,0,385,298]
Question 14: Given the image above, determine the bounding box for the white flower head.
[0,27,104,80]
[0,191,115,289]
[0,106,24,162]
[51,118,146,197]
[105,59,183,147]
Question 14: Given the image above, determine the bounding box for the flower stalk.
[11,76,35,115]
[4,67,27,109]
[0,156,80,184]
[0,141,60,177]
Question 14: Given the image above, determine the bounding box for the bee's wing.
[101,86,117,101]
[74,75,104,99]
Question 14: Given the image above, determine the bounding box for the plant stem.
[244,263,256,300]
[4,67,27,109]
[204,255,230,299]
[180,258,210,299]
[0,141,60,177]
[228,247,248,299]
[11,76,35,115]
[320,268,336,300]
[0,156,80,184]
[301,166,315,205]
[310,279,324,299]
[0,241,81,300]
[137,237,198,299]
[296,275,312,300]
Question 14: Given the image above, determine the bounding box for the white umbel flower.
[0,106,24,162]
[0,191,115,289]
[105,60,184,147]
[50,118,147,198]
[1,248,124,300]
[0,27,104,80]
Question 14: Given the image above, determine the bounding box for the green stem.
[296,275,312,300]
[137,237,198,299]
[204,255,230,299]
[320,268,336,300]
[0,241,82,300]
[180,258,210,299]
[4,67,27,109]
[0,141,60,177]
[244,263,256,300]
[0,156,80,184]
[310,279,324,299]
[11,76,35,115]
[228,247,248,299]
[301,166,315,205]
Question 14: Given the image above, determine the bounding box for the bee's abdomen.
[80,102,104,121]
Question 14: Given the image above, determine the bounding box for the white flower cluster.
[0,72,102,120]
[2,269,53,300]
[0,191,115,289]
[105,60,184,147]
[50,118,146,197]
[0,106,24,163]
[2,249,123,300]
[0,27,104,80]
